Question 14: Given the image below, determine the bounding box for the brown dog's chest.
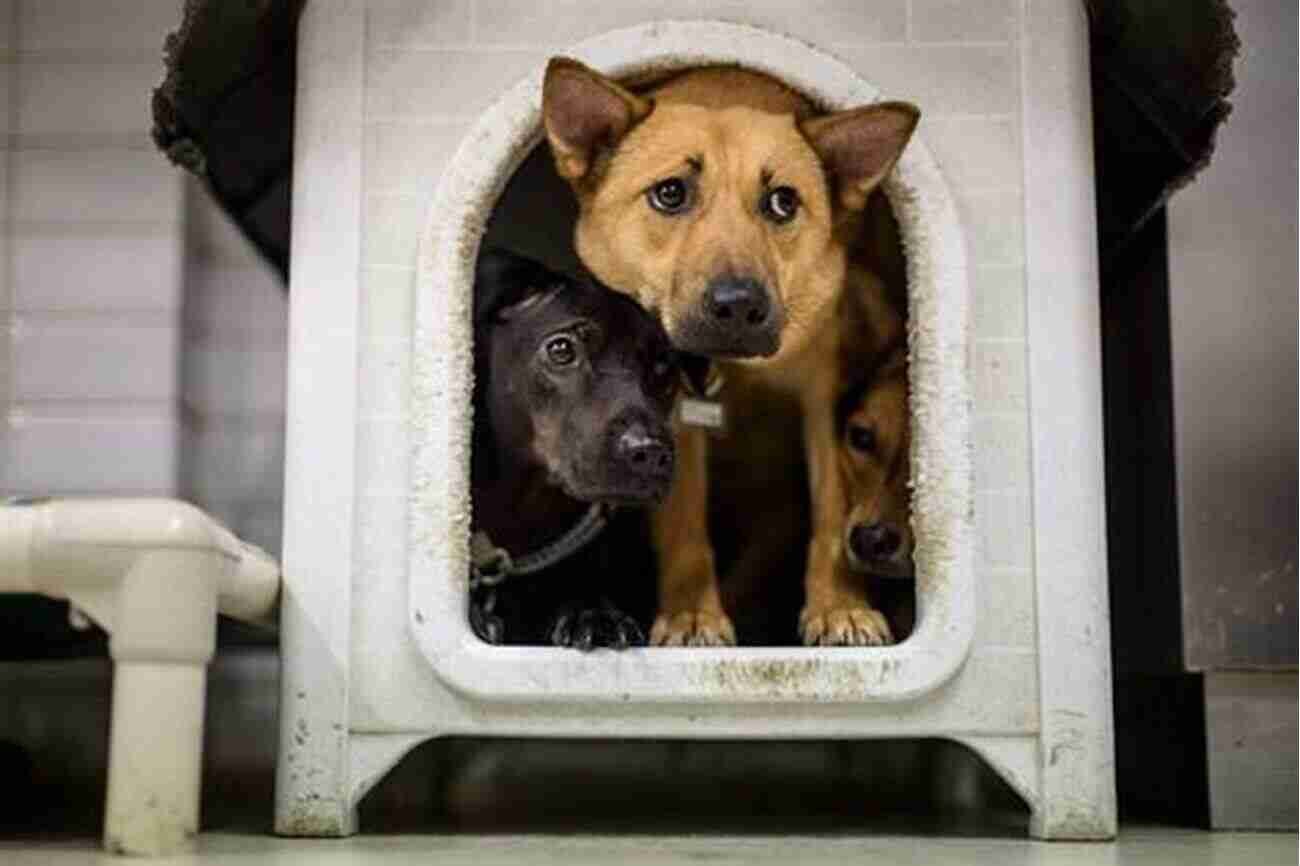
[703,373,809,643]
[707,374,804,485]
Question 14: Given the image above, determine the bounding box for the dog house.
[277,3,1114,840]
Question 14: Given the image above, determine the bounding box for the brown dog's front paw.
[650,609,736,647]
[800,603,894,647]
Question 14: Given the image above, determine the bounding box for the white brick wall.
[1,0,184,498]
[0,1,286,556]
[180,181,287,554]
[179,180,289,543]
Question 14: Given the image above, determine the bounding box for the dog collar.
[469,504,610,589]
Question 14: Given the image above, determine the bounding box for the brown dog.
[832,343,915,645]
[542,59,918,646]
[839,342,914,610]
[708,282,908,646]
[839,347,913,582]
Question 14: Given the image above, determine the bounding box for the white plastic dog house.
[277,4,1114,840]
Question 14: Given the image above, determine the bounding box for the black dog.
[470,249,679,650]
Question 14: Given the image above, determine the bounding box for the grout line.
[924,112,1019,122]
[979,487,1031,499]
[978,486,1032,497]
[363,110,495,122]
[363,263,417,274]
[1013,0,1042,675]
[4,132,157,151]
[952,184,1026,195]
[903,40,1016,48]
[6,52,174,64]
[364,189,428,200]
[10,398,181,415]
[8,221,182,237]
[363,117,473,127]
[353,410,408,423]
[9,308,181,322]
[972,646,1037,656]
[367,43,547,54]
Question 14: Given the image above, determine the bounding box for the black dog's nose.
[706,276,770,327]
[850,522,901,563]
[616,423,673,476]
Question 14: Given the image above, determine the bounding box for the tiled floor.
[3,656,1295,864]
[0,828,1296,865]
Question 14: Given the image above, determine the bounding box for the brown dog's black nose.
[850,522,901,563]
[706,276,770,327]
[616,423,673,478]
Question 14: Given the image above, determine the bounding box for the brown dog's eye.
[848,424,876,453]
[762,186,800,223]
[544,335,578,367]
[648,178,689,214]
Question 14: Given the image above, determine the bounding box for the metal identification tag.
[679,396,727,434]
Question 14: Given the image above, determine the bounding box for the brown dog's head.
[542,58,918,364]
[838,348,913,577]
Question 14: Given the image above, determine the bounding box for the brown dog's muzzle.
[847,520,913,577]
[676,275,783,359]
[849,522,900,563]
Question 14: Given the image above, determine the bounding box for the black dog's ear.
[474,248,561,325]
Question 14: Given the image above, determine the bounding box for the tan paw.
[650,609,737,646]
[799,603,894,647]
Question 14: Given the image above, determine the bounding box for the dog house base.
[276,3,1114,841]
[277,729,1099,840]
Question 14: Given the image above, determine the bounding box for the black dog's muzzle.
[605,414,674,501]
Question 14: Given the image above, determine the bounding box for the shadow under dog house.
[274,4,1114,840]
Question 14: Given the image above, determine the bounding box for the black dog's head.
[474,249,680,504]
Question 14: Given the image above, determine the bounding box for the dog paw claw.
[650,610,736,647]
[800,604,893,647]
[549,603,646,651]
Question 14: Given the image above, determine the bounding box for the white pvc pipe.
[0,498,278,624]
[0,497,280,855]
[104,662,208,855]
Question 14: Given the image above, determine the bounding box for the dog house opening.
[410,21,974,702]
[467,68,917,650]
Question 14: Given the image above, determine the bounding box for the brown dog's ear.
[543,57,653,183]
[800,101,920,211]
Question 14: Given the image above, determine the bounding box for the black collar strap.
[469,504,610,590]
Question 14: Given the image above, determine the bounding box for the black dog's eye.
[847,424,876,453]
[648,178,689,214]
[762,186,800,223]
[544,335,578,367]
